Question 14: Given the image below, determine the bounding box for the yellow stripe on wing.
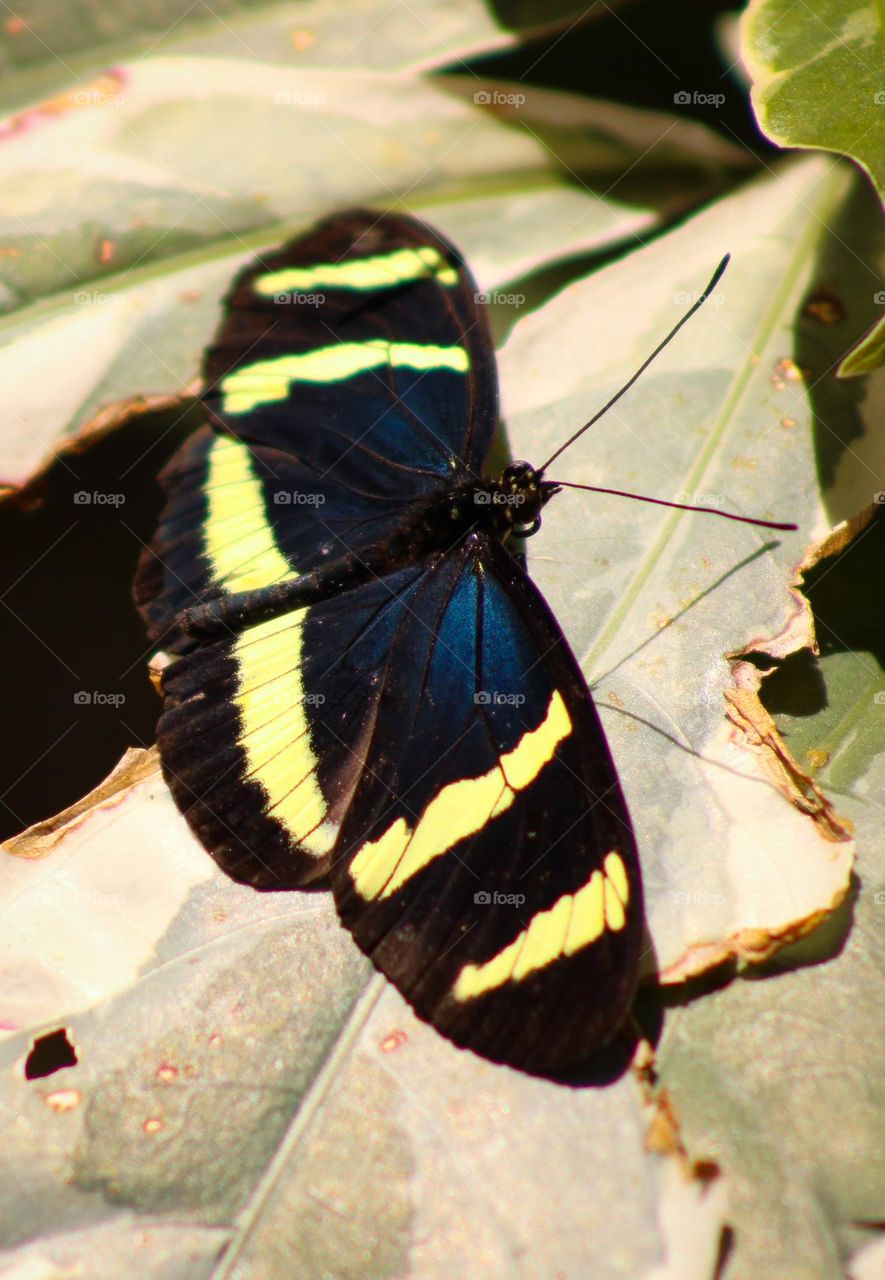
[349,691,572,901]
[220,341,469,414]
[255,245,458,295]
[452,851,630,1001]
[202,435,336,857]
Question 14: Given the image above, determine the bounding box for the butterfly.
[135,209,791,1073]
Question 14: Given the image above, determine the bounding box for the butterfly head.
[496,460,560,538]
[430,463,558,542]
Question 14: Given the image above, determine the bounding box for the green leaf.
[742,0,885,199]
[741,0,885,374]
[838,311,885,376]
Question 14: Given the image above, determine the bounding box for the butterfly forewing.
[136,209,497,648]
[202,208,498,485]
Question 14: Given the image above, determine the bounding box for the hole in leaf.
[758,506,884,791]
[25,1027,78,1079]
[800,508,885,665]
[757,507,885,723]
[757,649,828,718]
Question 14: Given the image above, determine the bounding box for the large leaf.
[0,57,746,317]
[0,752,726,1279]
[2,150,882,1278]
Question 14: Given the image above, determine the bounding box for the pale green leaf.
[0,58,747,318]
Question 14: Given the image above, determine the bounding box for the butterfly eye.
[513,515,542,537]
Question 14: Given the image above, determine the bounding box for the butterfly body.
[180,461,558,642]
[137,209,643,1073]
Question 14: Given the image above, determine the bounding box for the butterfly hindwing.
[331,536,643,1073]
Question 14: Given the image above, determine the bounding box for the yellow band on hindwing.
[349,690,572,901]
[452,850,630,1001]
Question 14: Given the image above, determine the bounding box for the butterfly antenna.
[539,254,730,473]
[550,481,796,531]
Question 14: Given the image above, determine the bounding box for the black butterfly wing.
[155,562,428,888]
[137,210,497,884]
[155,527,642,1067]
[135,209,497,648]
[331,535,643,1074]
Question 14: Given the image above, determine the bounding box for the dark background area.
[474,0,771,155]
